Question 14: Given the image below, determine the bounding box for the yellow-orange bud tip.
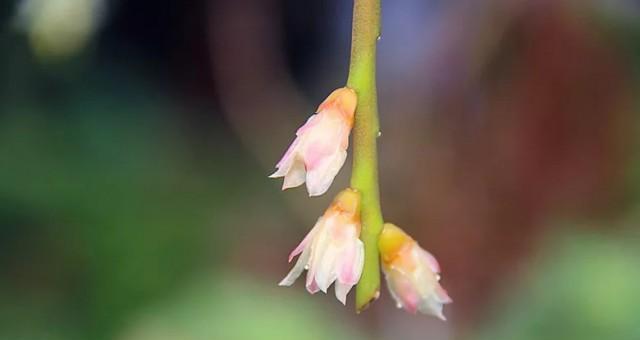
[332,188,361,216]
[378,223,415,265]
[317,87,358,122]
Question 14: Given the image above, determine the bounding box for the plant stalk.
[346,0,383,312]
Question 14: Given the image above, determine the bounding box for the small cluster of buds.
[271,88,451,319]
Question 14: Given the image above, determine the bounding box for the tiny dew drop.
[377,131,382,137]
[436,274,441,281]
[377,35,382,41]
[304,265,309,270]
[396,302,403,309]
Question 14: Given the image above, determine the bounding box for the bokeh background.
[2,0,640,339]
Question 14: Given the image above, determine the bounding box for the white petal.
[287,219,320,262]
[306,279,320,294]
[316,270,337,293]
[270,137,301,178]
[269,167,286,178]
[334,281,353,305]
[417,248,441,273]
[306,150,347,196]
[314,244,339,293]
[418,297,447,320]
[384,267,422,313]
[282,158,306,190]
[278,245,311,286]
[384,271,405,309]
[306,217,335,292]
[336,235,364,285]
[295,114,318,136]
[305,217,331,290]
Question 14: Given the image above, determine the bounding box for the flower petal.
[270,137,301,178]
[418,297,447,320]
[435,284,453,304]
[278,245,311,286]
[385,269,421,313]
[418,248,441,274]
[337,236,365,285]
[334,281,353,305]
[282,158,306,190]
[278,188,363,302]
[270,89,356,196]
[314,243,339,293]
[305,217,331,291]
[305,150,347,196]
[306,278,320,294]
[295,114,319,136]
[418,285,453,320]
[287,219,320,263]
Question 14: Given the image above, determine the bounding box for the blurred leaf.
[117,274,367,340]
[0,89,258,338]
[473,229,640,340]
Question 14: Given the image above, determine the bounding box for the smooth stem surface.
[346,0,383,312]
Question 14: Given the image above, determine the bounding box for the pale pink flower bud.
[270,87,357,196]
[279,188,364,305]
[379,223,452,319]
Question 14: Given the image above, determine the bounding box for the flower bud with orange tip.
[279,188,364,305]
[270,87,357,197]
[378,223,452,319]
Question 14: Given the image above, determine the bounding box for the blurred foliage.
[0,71,364,339]
[117,274,366,340]
[474,227,640,340]
[0,78,250,339]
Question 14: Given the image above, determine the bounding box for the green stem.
[346,0,383,312]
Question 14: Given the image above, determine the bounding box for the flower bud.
[379,223,452,319]
[279,188,364,305]
[270,87,357,196]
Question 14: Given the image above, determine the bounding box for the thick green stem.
[346,0,383,312]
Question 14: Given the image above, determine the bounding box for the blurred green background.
[2,0,640,339]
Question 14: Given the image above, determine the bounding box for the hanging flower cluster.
[271,88,451,319]
[269,0,450,320]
